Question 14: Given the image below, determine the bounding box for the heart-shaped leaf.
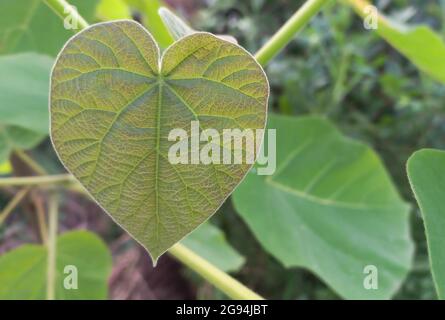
[50,20,268,263]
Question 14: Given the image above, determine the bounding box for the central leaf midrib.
[152,78,163,248]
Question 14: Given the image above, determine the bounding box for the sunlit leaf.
[407,149,445,299]
[0,0,98,56]
[97,0,131,21]
[181,222,245,272]
[0,160,12,175]
[232,114,413,299]
[50,20,268,263]
[0,231,112,300]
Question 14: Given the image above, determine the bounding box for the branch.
[254,0,330,65]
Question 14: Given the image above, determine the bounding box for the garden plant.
[0,0,445,301]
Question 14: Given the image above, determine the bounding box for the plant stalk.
[169,243,263,300]
[0,174,75,187]
[44,0,265,300]
[345,0,390,27]
[46,193,59,300]
[43,0,89,31]
[254,0,330,65]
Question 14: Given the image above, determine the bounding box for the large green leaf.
[181,222,245,272]
[0,231,112,300]
[0,0,98,56]
[0,53,53,134]
[407,149,445,299]
[50,20,268,263]
[232,114,413,299]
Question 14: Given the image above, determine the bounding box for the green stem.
[46,193,58,300]
[43,0,264,300]
[0,174,75,187]
[254,0,330,65]
[43,0,89,31]
[169,244,263,300]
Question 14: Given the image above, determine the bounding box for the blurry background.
[1,0,444,299]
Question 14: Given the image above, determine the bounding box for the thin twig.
[0,187,30,225]
[0,174,75,187]
[31,190,49,245]
[46,193,59,300]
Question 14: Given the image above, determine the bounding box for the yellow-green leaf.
[0,161,12,175]
[50,20,268,263]
[97,0,131,21]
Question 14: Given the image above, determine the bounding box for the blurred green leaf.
[232,114,413,299]
[97,0,131,20]
[407,149,445,299]
[0,0,98,56]
[0,231,112,300]
[124,0,174,48]
[181,223,245,272]
[376,22,445,84]
[0,53,52,134]
[158,7,237,45]
[350,1,445,85]
[50,20,268,262]
[0,125,45,163]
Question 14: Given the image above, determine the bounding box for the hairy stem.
[46,193,59,300]
[43,0,264,300]
[254,0,330,65]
